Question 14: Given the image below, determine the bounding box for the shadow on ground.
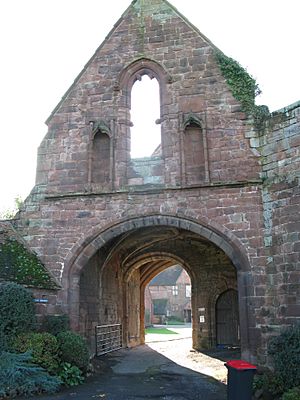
[22,345,228,400]
[201,347,241,363]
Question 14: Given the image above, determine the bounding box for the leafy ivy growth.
[215,51,269,129]
[0,239,58,289]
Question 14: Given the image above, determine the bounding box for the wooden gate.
[216,289,239,346]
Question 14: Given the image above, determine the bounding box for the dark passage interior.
[79,226,240,352]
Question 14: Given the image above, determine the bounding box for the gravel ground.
[146,325,240,384]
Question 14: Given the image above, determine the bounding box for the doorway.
[216,289,240,346]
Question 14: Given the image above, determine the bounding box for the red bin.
[225,360,257,400]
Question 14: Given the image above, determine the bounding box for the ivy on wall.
[0,239,58,289]
[215,51,269,129]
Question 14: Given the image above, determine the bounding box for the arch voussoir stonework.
[118,57,172,91]
[64,213,250,287]
[64,213,251,357]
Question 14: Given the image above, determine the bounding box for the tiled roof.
[149,265,182,286]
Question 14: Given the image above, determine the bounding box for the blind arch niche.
[183,115,209,185]
[90,123,111,188]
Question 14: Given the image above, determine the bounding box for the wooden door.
[216,289,239,346]
[184,309,192,323]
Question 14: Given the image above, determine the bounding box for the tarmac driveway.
[31,345,226,400]
[22,326,239,400]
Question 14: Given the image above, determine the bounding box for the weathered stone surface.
[7,0,299,366]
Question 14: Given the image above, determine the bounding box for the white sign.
[200,316,205,323]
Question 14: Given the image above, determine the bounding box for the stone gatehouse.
[4,0,299,366]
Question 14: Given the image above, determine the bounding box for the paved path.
[145,325,237,383]
[33,346,226,400]
[24,327,239,400]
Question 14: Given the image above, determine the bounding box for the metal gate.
[95,324,122,356]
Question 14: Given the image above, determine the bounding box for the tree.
[0,196,23,219]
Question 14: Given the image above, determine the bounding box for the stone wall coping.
[272,99,300,115]
[44,179,263,200]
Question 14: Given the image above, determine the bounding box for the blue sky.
[0,0,299,211]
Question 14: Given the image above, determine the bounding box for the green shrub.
[268,324,300,392]
[0,351,61,398]
[253,374,267,391]
[253,372,284,397]
[0,328,8,352]
[13,332,59,374]
[57,331,90,372]
[43,314,69,336]
[282,387,300,400]
[58,362,84,387]
[0,282,36,343]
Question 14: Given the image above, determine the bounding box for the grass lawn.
[145,327,178,335]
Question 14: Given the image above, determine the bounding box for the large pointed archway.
[63,215,251,359]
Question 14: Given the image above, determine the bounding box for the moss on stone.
[0,239,58,289]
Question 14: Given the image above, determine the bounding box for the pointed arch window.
[130,75,161,158]
[117,58,171,186]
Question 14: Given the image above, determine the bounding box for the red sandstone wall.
[34,0,260,195]
[17,0,264,279]
[18,186,264,283]
[260,103,300,341]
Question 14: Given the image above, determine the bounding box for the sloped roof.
[0,221,60,289]
[0,221,18,244]
[150,265,183,286]
[46,0,218,125]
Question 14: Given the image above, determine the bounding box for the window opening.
[185,284,191,298]
[130,75,161,158]
[172,285,178,296]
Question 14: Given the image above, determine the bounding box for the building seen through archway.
[144,265,192,326]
